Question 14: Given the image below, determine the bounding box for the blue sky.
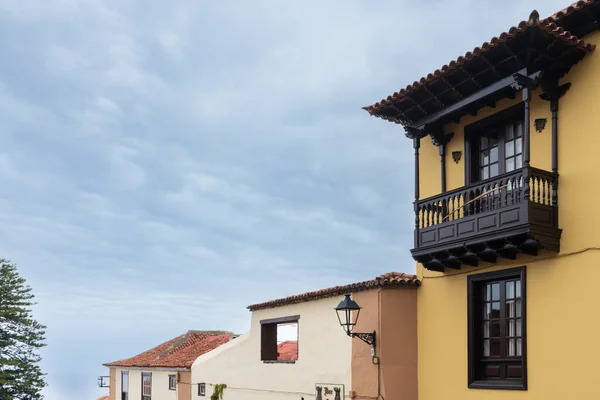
[0,1,568,399]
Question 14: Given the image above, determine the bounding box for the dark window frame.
[141,372,152,400]
[168,374,176,391]
[468,266,527,390]
[198,383,206,397]
[465,103,524,185]
[260,315,300,363]
[121,371,129,400]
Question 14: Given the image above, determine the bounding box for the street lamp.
[335,294,376,347]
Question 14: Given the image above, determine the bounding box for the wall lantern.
[335,294,376,347]
[534,118,547,133]
[452,151,462,164]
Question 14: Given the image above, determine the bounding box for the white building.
[103,331,235,400]
[192,294,351,400]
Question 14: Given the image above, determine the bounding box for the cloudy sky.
[0,0,569,399]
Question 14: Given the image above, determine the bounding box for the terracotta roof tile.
[364,11,595,122]
[277,340,298,361]
[247,272,419,311]
[104,330,234,369]
[546,0,599,24]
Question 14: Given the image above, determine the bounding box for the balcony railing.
[98,376,110,388]
[412,166,560,271]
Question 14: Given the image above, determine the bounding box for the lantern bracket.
[349,331,376,347]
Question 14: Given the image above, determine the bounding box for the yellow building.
[365,1,600,398]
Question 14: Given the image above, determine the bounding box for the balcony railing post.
[414,137,421,248]
[550,99,559,208]
[523,86,531,201]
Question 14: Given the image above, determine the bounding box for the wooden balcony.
[412,167,560,272]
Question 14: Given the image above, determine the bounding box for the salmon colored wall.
[380,289,418,400]
[416,29,600,400]
[351,290,378,399]
[352,288,418,400]
[177,371,191,400]
[109,368,117,400]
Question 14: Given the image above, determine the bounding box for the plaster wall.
[112,367,186,400]
[416,29,600,400]
[191,296,352,400]
[351,288,418,400]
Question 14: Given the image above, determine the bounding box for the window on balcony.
[141,372,152,400]
[121,371,129,400]
[472,120,523,182]
[468,267,526,390]
[466,104,524,184]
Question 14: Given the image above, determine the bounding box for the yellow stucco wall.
[416,30,600,400]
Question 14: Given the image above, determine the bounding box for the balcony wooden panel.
[412,167,560,271]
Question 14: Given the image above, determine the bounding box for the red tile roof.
[547,0,599,23]
[363,12,595,122]
[104,331,234,369]
[247,272,419,311]
[277,341,298,361]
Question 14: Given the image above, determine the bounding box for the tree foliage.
[0,259,47,400]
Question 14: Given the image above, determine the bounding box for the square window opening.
[260,315,299,362]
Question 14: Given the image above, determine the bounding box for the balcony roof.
[363,10,595,129]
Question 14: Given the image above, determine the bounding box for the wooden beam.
[411,69,540,129]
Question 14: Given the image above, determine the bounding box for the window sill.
[262,360,296,364]
[469,380,526,390]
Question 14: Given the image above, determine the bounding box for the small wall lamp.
[534,118,547,133]
[335,294,376,347]
[452,151,462,164]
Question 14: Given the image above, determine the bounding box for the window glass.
[469,268,526,389]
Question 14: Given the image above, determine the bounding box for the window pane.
[490,321,500,338]
[491,302,500,319]
[508,338,516,356]
[491,283,500,300]
[489,136,499,146]
[516,318,522,336]
[508,319,515,336]
[517,338,522,356]
[481,167,489,180]
[506,300,515,318]
[490,339,501,357]
[481,150,490,165]
[505,141,514,157]
[486,285,491,301]
[484,321,489,337]
[516,137,522,154]
[506,157,515,172]
[515,122,523,138]
[481,136,488,148]
[515,154,523,169]
[490,163,499,177]
[516,299,522,317]
[485,303,491,319]
[484,339,490,356]
[506,124,514,140]
[506,281,515,299]
[516,280,521,298]
[490,147,498,163]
